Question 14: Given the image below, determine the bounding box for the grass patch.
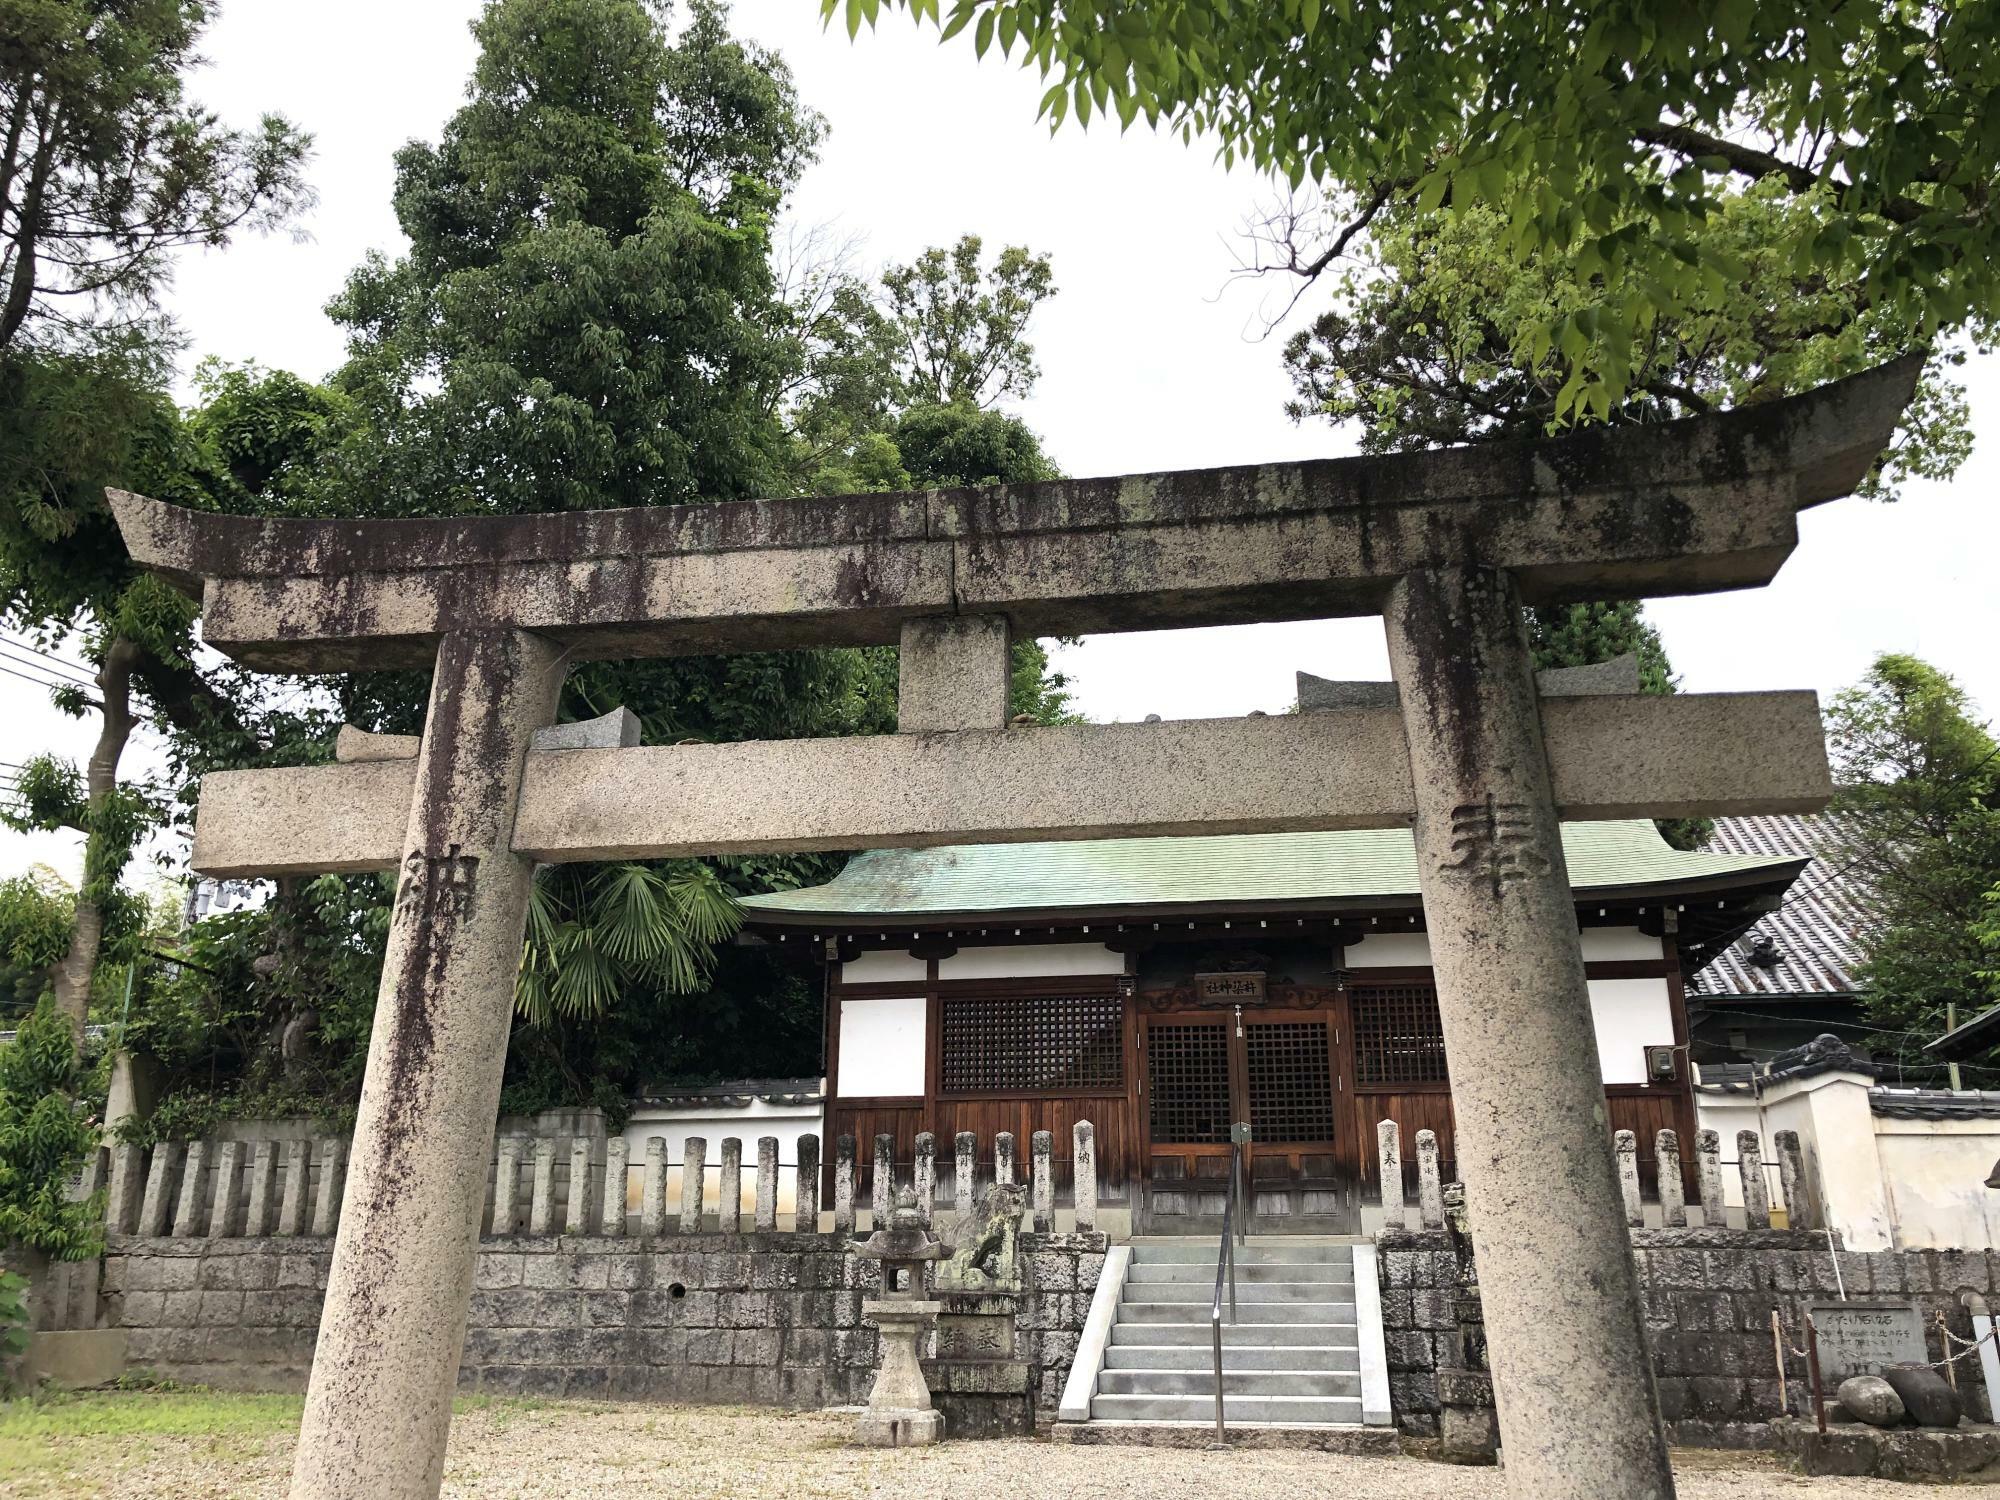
[0,1388,303,1441]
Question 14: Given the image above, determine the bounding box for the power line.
[0,662,89,695]
[0,633,92,678]
[0,643,91,687]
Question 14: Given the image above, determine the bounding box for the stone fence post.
[1377,1119,1403,1223]
[1774,1129,1811,1230]
[1737,1130,1771,1229]
[955,1131,976,1219]
[173,1141,210,1237]
[872,1134,894,1225]
[566,1138,593,1234]
[277,1141,311,1236]
[717,1138,743,1233]
[755,1137,779,1231]
[207,1140,244,1238]
[1415,1128,1444,1230]
[1073,1121,1098,1231]
[834,1134,856,1234]
[995,1131,1016,1188]
[913,1133,935,1227]
[679,1136,707,1233]
[1695,1129,1725,1225]
[137,1141,181,1237]
[795,1134,820,1232]
[641,1139,669,1236]
[105,1142,145,1235]
[1614,1130,1642,1227]
[599,1139,629,1236]
[529,1140,557,1235]
[244,1142,278,1237]
[1656,1129,1687,1228]
[491,1138,524,1235]
[310,1137,346,1237]
[1031,1130,1055,1232]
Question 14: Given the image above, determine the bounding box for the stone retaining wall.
[1378,1227,1999,1441]
[101,1231,1105,1416]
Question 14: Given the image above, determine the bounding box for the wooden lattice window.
[1352,983,1449,1085]
[1246,1021,1336,1143]
[1147,1021,1232,1144]
[938,992,1124,1094]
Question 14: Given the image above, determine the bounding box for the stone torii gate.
[112,357,1918,1500]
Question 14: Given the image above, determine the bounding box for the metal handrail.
[1209,1135,1245,1442]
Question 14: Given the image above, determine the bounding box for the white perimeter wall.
[619,1096,824,1216]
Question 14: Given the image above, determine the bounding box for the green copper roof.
[738,820,1803,922]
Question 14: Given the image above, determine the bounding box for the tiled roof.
[739,819,1801,922]
[1688,814,1865,1000]
[1870,1090,2000,1121]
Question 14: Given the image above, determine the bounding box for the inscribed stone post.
[309,1137,345,1237]
[1385,565,1674,1499]
[599,1139,629,1236]
[207,1141,243,1238]
[834,1134,857,1235]
[755,1137,779,1231]
[244,1141,278,1237]
[1615,1131,1643,1227]
[491,1138,524,1236]
[955,1131,976,1219]
[1656,1130,1687,1229]
[1031,1131,1055,1232]
[1695,1130,1726,1226]
[795,1134,820,1231]
[717,1138,743,1233]
[995,1131,1016,1188]
[291,629,564,1500]
[277,1141,311,1237]
[1738,1131,1772,1229]
[529,1139,557,1236]
[913,1133,935,1227]
[173,1141,210,1237]
[566,1138,593,1235]
[872,1133,894,1226]
[1377,1119,1403,1225]
[1073,1121,1098,1232]
[1415,1129,1444,1230]
[1775,1129,1811,1230]
[680,1137,707,1233]
[105,1142,145,1236]
[641,1139,668,1236]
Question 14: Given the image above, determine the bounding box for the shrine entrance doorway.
[1137,988,1357,1234]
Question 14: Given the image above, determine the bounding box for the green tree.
[1,3,311,1039]
[841,0,2000,415]
[0,998,103,1258]
[1825,655,2000,1073]
[1280,188,1974,498]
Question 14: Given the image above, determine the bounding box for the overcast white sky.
[4,0,1996,886]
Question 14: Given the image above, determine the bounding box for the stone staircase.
[1077,1239,1388,1429]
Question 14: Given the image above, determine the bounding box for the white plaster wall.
[620,1097,824,1216]
[1579,927,1663,962]
[1345,932,1431,967]
[840,950,928,984]
[938,942,1123,980]
[835,994,926,1098]
[1585,977,1675,1085]
[1876,1119,2000,1250]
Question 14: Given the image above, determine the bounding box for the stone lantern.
[852,1184,947,1446]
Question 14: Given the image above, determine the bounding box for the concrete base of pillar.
[854,1408,946,1447]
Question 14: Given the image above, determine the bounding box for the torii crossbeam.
[113,356,1920,1500]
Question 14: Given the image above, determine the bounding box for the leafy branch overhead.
[835,0,2000,416]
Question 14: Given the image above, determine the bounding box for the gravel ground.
[12,1402,2000,1500]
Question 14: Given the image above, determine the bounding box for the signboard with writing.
[1810,1302,1928,1383]
[1195,971,1266,1003]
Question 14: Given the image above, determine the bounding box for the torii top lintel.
[110,356,1919,673]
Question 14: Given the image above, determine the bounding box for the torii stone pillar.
[1386,567,1671,1499]
[290,630,564,1500]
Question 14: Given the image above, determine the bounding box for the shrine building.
[739,801,1808,1235]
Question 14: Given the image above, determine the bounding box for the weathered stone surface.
[193,691,1834,876]
[793,1134,819,1232]
[1837,1374,1906,1427]
[1880,1362,1963,1427]
[1385,565,1674,1500]
[109,357,1919,670]
[898,615,1010,733]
